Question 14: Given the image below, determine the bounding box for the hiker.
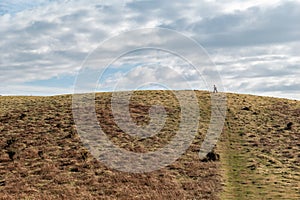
[213,85,218,93]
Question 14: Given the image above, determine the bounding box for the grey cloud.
[255,83,300,92]
[24,20,58,35]
[230,66,299,79]
[0,0,299,99]
[198,2,300,47]
[0,1,113,85]
[59,9,89,22]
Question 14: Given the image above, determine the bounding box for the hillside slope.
[0,91,299,199]
[220,93,299,199]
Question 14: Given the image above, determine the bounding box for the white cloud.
[0,84,73,96]
[99,64,204,92]
[0,0,299,99]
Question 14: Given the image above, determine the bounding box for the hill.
[0,91,299,199]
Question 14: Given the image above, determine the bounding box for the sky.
[0,0,300,99]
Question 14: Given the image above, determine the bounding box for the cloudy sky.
[0,0,299,99]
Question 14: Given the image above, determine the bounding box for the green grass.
[220,93,300,199]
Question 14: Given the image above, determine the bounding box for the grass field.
[0,90,299,199]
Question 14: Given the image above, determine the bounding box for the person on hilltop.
[213,85,218,93]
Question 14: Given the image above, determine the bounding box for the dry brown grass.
[0,91,299,199]
[0,91,220,200]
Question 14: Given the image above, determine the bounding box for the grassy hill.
[0,90,299,199]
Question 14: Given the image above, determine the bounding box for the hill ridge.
[0,90,299,199]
